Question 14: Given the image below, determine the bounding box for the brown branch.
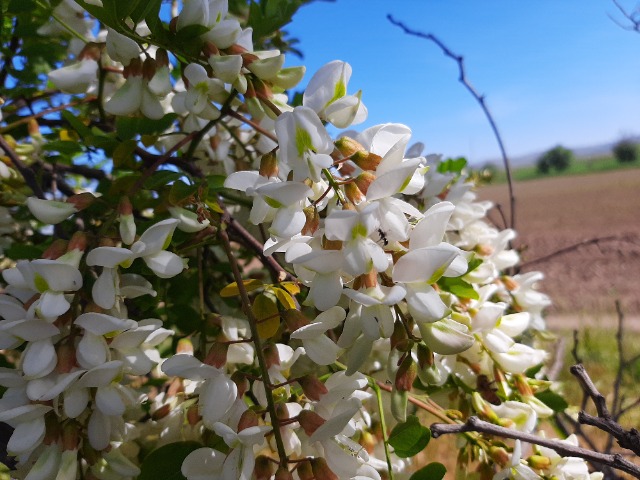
[610,0,640,32]
[519,234,639,268]
[220,202,294,283]
[387,14,516,230]
[431,417,640,478]
[0,97,97,133]
[227,109,278,142]
[0,135,45,198]
[571,364,640,457]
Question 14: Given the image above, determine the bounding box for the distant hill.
[480,136,640,168]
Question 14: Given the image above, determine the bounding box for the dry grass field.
[476,168,640,329]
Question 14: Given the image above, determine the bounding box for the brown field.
[476,168,640,329]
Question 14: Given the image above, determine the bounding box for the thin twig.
[571,364,640,456]
[430,417,640,478]
[387,15,516,230]
[218,226,289,468]
[0,135,45,198]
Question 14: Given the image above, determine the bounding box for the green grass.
[489,156,640,183]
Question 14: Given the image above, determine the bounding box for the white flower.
[324,203,388,276]
[48,58,99,94]
[303,60,367,128]
[26,197,77,224]
[290,306,345,365]
[275,106,334,182]
[182,63,226,120]
[129,219,185,278]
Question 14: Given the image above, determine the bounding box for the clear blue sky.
[285,1,640,165]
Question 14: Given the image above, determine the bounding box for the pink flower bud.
[298,375,328,402]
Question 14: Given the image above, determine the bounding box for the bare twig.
[387,14,516,230]
[610,0,640,32]
[431,416,640,478]
[571,364,640,457]
[0,135,45,198]
[519,234,639,268]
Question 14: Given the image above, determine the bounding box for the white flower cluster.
[0,0,603,479]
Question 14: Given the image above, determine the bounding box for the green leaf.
[138,441,202,480]
[439,277,479,300]
[174,24,210,42]
[42,140,83,155]
[438,157,467,174]
[116,114,177,140]
[61,111,93,139]
[169,180,199,205]
[5,243,44,260]
[465,257,483,274]
[130,0,162,24]
[410,462,446,480]
[535,390,569,412]
[387,414,431,458]
[113,140,138,169]
[8,0,37,13]
[144,171,184,190]
[247,0,310,41]
[206,175,226,192]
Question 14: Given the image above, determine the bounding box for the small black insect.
[377,228,389,246]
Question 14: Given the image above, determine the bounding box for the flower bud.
[271,66,306,90]
[296,462,314,480]
[176,338,194,355]
[501,275,519,291]
[310,458,339,480]
[44,413,61,445]
[351,150,382,171]
[321,236,342,251]
[275,403,290,420]
[274,466,294,480]
[204,340,228,368]
[489,446,510,467]
[142,57,157,81]
[390,388,408,422]
[527,455,551,469]
[297,410,325,437]
[344,181,366,205]
[187,405,201,426]
[156,48,169,68]
[472,392,500,423]
[390,321,409,352]
[27,197,78,224]
[67,231,88,252]
[395,355,417,392]
[335,136,365,159]
[283,309,310,332]
[62,422,80,451]
[79,42,102,61]
[56,341,77,373]
[263,344,281,369]
[28,118,41,137]
[231,371,249,398]
[259,150,278,178]
[301,206,320,236]
[513,374,533,396]
[237,409,260,432]
[354,171,376,196]
[43,239,69,260]
[254,456,273,480]
[118,196,136,245]
[298,374,328,401]
[416,343,434,368]
[151,403,171,421]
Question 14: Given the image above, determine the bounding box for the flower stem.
[369,380,395,480]
[218,225,289,466]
